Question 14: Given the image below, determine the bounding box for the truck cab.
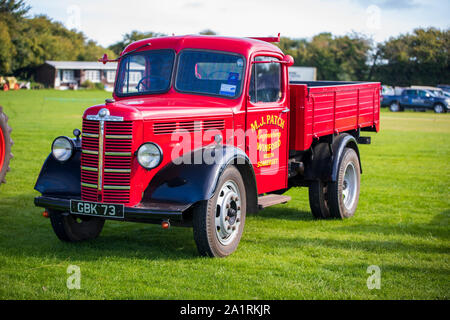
[35,35,380,257]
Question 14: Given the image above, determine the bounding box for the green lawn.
[0,89,448,299]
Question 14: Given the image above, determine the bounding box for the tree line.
[0,0,115,79]
[0,0,448,86]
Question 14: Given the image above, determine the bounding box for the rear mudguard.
[330,134,361,181]
[143,145,258,213]
[34,139,81,198]
[305,133,361,182]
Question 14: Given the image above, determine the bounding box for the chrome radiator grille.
[81,119,133,204]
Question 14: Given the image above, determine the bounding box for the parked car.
[382,88,449,113]
[437,84,450,93]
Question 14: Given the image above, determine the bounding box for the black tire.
[389,102,402,112]
[328,148,360,219]
[308,180,332,219]
[193,166,246,257]
[0,106,13,185]
[48,209,105,242]
[434,103,445,114]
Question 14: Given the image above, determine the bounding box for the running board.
[258,194,291,210]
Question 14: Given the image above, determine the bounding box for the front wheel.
[49,210,105,242]
[193,166,246,257]
[0,106,13,185]
[328,148,361,219]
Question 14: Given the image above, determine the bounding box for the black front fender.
[143,145,256,207]
[34,140,81,198]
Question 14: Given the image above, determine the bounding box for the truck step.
[258,194,291,209]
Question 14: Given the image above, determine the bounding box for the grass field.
[0,89,448,299]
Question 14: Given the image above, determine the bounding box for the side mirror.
[98,53,118,64]
[282,55,294,67]
[98,54,109,65]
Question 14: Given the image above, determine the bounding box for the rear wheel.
[434,103,445,113]
[48,209,105,242]
[0,106,13,185]
[328,148,360,219]
[308,180,331,219]
[193,166,246,257]
[389,102,401,112]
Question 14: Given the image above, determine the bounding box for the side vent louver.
[153,119,225,134]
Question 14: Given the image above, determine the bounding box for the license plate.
[70,200,124,218]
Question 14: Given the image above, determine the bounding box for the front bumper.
[35,196,191,225]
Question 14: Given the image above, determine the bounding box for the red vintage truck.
[34,35,380,257]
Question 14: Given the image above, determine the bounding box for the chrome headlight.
[52,136,74,162]
[137,143,162,169]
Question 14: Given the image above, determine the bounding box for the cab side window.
[404,89,417,97]
[418,90,430,98]
[249,56,281,103]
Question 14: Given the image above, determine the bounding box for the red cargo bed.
[289,81,380,151]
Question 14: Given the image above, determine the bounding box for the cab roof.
[121,35,284,58]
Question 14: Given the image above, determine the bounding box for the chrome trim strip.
[86,108,123,122]
[82,133,99,138]
[104,168,131,173]
[82,182,98,189]
[86,115,124,122]
[98,120,104,191]
[105,135,132,139]
[105,152,132,156]
[82,150,98,155]
[104,185,131,190]
[81,166,98,172]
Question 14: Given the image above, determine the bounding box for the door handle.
[281,107,290,113]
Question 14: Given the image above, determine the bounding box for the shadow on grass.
[1,191,315,262]
[259,234,449,255]
[249,206,314,222]
[0,193,200,261]
[328,210,450,240]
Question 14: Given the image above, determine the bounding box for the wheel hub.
[342,162,357,210]
[215,180,241,245]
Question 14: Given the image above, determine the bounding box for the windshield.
[115,49,175,96]
[175,50,245,98]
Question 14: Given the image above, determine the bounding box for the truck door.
[245,55,289,194]
[401,89,417,107]
[418,90,434,109]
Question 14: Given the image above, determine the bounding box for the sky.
[27,0,449,47]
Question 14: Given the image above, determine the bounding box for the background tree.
[373,28,450,86]
[0,0,29,74]
[199,29,217,35]
[277,33,372,81]
[0,0,115,78]
[108,31,166,56]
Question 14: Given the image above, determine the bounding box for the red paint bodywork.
[81,35,380,207]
